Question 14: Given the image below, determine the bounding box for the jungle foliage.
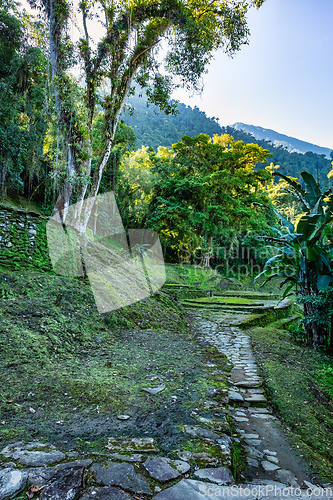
[257,172,333,350]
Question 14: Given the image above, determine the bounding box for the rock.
[91,462,152,495]
[106,437,156,453]
[142,384,165,395]
[162,459,190,474]
[193,467,234,485]
[153,479,242,499]
[241,434,259,439]
[192,415,229,433]
[144,457,180,483]
[252,414,276,420]
[0,468,28,500]
[244,446,264,459]
[247,458,259,468]
[234,381,261,388]
[177,451,218,466]
[233,417,249,422]
[244,439,262,446]
[244,395,266,404]
[261,460,280,471]
[117,415,130,420]
[228,392,244,402]
[27,460,92,488]
[0,442,65,467]
[228,391,244,403]
[266,456,279,465]
[39,465,84,500]
[263,450,277,456]
[109,454,143,463]
[276,469,300,487]
[206,387,222,398]
[81,486,135,499]
[183,426,220,441]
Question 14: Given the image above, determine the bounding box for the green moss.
[184,297,264,306]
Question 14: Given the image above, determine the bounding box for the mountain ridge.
[231,122,332,158]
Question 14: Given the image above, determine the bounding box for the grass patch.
[248,322,333,482]
[183,297,264,306]
[0,269,233,454]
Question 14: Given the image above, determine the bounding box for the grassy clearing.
[0,267,233,456]
[248,322,333,482]
[165,264,221,289]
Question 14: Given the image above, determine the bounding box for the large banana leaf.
[274,172,310,210]
[301,172,321,208]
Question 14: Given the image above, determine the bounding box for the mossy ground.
[0,268,232,457]
[183,297,264,306]
[248,321,333,482]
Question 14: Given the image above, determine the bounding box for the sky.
[21,0,333,148]
[171,0,333,149]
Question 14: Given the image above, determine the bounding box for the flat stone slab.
[152,479,248,499]
[163,459,190,474]
[235,381,261,388]
[194,467,234,485]
[244,394,266,401]
[266,456,279,464]
[144,457,180,483]
[91,462,152,495]
[110,454,143,463]
[27,460,92,487]
[183,425,220,441]
[276,469,299,487]
[106,438,156,453]
[228,392,244,402]
[177,451,218,466]
[0,468,28,500]
[81,486,135,499]
[142,384,166,395]
[244,446,264,459]
[263,450,277,456]
[247,458,259,468]
[39,465,84,500]
[0,442,65,467]
[261,460,280,471]
[244,439,262,446]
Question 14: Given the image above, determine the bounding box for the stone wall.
[0,204,52,271]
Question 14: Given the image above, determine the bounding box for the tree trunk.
[301,278,327,348]
[0,162,8,200]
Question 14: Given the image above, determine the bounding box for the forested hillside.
[122,95,333,187]
[232,122,332,158]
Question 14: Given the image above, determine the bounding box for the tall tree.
[28,0,265,229]
[0,1,47,200]
[146,133,271,260]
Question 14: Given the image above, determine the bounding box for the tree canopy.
[27,0,265,225]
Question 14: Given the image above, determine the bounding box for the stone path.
[1,308,332,499]
[194,312,312,486]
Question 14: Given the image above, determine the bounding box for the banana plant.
[256,171,333,349]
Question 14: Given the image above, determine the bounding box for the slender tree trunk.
[301,278,327,349]
[0,162,8,200]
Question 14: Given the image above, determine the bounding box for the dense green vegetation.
[1,0,333,487]
[122,94,333,188]
[257,172,333,350]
